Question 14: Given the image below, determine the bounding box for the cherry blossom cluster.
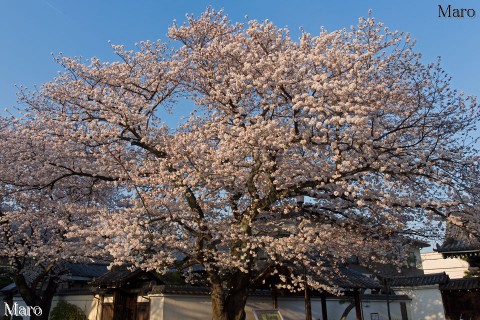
[1,8,478,319]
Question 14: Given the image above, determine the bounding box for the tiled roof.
[441,277,480,291]
[0,282,16,293]
[389,273,449,287]
[150,285,210,295]
[435,241,480,257]
[313,267,383,290]
[90,266,150,287]
[149,285,272,296]
[58,261,109,279]
[0,262,109,294]
[436,222,480,257]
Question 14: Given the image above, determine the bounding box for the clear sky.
[1,0,479,116]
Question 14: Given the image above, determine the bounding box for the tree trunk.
[340,300,355,320]
[32,299,54,320]
[304,283,312,320]
[353,289,363,320]
[14,273,57,320]
[340,290,366,320]
[210,272,250,320]
[320,293,328,320]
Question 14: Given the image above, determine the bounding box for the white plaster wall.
[277,297,321,320]
[4,294,100,320]
[245,297,277,320]
[149,296,164,320]
[394,286,445,320]
[361,300,404,320]
[157,295,409,320]
[421,252,469,279]
[160,295,277,320]
[275,297,408,320]
[51,294,100,320]
[162,295,212,319]
[1,292,410,320]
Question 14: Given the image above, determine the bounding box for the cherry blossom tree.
[4,9,479,320]
[0,118,114,320]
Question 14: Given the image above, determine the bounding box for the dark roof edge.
[388,272,449,287]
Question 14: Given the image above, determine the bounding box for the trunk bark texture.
[210,272,250,320]
[321,293,328,320]
[354,289,363,320]
[14,273,57,320]
[340,301,355,320]
[304,283,312,320]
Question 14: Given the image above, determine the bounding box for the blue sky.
[1,0,479,116]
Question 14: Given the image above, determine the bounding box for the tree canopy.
[1,9,479,320]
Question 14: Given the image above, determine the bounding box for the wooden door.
[102,292,150,320]
[101,303,114,320]
[136,302,150,320]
